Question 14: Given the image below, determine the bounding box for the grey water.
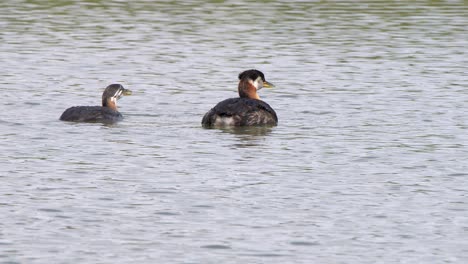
[1,0,468,263]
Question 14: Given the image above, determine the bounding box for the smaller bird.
[60,84,132,123]
[202,69,277,127]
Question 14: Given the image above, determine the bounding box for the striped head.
[102,84,132,110]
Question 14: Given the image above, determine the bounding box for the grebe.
[59,84,132,123]
[202,69,277,127]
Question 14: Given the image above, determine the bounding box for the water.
[1,0,468,263]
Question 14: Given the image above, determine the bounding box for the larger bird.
[202,69,277,127]
[60,84,132,123]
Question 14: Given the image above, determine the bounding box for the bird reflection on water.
[221,126,274,148]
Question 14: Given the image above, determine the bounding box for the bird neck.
[103,98,118,111]
[238,79,260,100]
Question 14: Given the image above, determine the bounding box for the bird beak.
[263,81,275,88]
[122,88,132,96]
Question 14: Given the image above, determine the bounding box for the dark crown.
[238,69,266,82]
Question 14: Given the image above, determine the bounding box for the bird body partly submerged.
[202,98,277,127]
[60,106,123,123]
[202,69,277,128]
[59,84,131,124]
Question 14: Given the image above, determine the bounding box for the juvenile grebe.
[202,69,277,127]
[59,84,132,123]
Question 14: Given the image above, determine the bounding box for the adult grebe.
[202,69,277,127]
[59,84,132,123]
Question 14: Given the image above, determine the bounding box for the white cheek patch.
[252,77,263,90]
[112,89,123,100]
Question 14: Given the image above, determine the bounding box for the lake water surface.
[1,0,468,263]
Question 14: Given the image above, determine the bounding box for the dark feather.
[202,98,277,127]
[60,106,123,123]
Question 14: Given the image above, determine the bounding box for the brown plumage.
[202,70,277,127]
[60,84,132,123]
